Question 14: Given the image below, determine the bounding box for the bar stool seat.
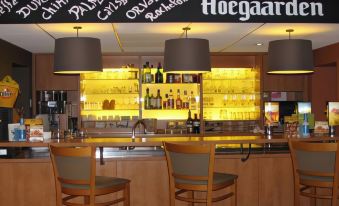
[62,176,130,190]
[50,145,130,206]
[164,142,238,206]
[176,172,237,186]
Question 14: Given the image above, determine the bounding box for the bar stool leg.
[123,183,130,206]
[231,180,237,206]
[310,187,316,206]
[188,190,194,206]
[84,196,90,204]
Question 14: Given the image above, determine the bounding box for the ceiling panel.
[39,23,121,53]
[186,23,264,52]
[0,23,338,54]
[0,24,54,53]
[231,23,339,52]
[114,23,189,52]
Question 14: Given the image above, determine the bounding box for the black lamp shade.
[267,39,313,74]
[164,38,211,73]
[54,37,102,74]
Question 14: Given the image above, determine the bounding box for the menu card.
[314,121,329,135]
[264,102,279,126]
[328,102,339,126]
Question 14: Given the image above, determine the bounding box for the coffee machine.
[36,90,68,136]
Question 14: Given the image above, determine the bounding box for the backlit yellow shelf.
[203,78,259,81]
[142,109,199,120]
[83,93,139,95]
[203,106,259,109]
[82,109,139,111]
[203,92,260,95]
[81,79,139,81]
[142,83,200,85]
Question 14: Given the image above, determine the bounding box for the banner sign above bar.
[0,0,338,24]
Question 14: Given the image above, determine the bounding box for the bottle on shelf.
[155,62,163,83]
[144,88,151,109]
[182,90,190,109]
[168,89,175,109]
[190,91,197,110]
[176,89,182,109]
[156,89,162,109]
[150,93,156,109]
[15,117,26,141]
[186,110,193,134]
[192,113,200,134]
[143,62,152,83]
[163,94,168,109]
[151,64,154,83]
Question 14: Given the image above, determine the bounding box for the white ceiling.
[0,23,338,53]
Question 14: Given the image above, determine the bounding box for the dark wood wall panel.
[309,66,337,121]
[34,54,79,91]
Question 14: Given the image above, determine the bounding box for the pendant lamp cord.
[286,29,294,40]
[74,26,82,38]
[183,27,191,38]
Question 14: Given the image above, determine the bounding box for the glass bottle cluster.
[144,88,197,110]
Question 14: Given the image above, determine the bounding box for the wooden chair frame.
[163,142,237,206]
[289,140,339,206]
[50,145,130,206]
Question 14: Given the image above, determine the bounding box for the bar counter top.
[0,134,337,147]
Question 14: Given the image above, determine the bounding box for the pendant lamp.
[164,27,211,73]
[54,26,102,74]
[267,29,314,74]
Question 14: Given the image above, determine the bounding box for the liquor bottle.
[150,93,155,109]
[142,64,147,83]
[186,110,193,134]
[163,94,168,109]
[182,90,190,109]
[168,89,175,109]
[144,88,150,109]
[144,62,152,83]
[156,89,162,109]
[192,113,200,134]
[155,62,163,83]
[190,91,197,110]
[150,64,154,83]
[176,89,182,109]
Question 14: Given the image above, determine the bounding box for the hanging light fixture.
[54,26,102,74]
[164,27,211,73]
[267,29,314,74]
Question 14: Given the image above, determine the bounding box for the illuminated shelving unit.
[80,68,140,122]
[202,68,260,121]
[79,66,261,129]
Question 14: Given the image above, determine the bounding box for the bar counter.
[0,134,337,147]
[0,134,337,206]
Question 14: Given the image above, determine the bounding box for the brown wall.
[0,39,32,79]
[309,66,337,121]
[313,42,339,101]
[311,42,339,122]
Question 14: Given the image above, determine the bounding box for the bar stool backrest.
[164,142,215,186]
[289,140,339,205]
[296,149,336,175]
[50,146,95,187]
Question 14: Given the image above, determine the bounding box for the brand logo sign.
[0,0,338,23]
[0,87,14,98]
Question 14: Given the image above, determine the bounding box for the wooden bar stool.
[289,140,339,206]
[164,142,238,206]
[50,145,130,206]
